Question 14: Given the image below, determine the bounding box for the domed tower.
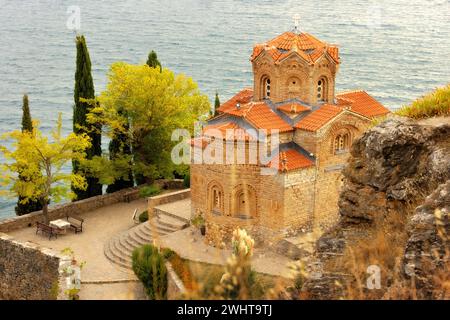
[251,30,340,106]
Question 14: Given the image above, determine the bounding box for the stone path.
[8,198,149,299]
[160,226,294,278]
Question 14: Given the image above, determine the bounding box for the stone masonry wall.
[0,233,65,300]
[0,187,142,233]
[0,180,185,234]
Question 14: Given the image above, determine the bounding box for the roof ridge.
[337,89,366,95]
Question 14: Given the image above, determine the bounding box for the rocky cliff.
[303,117,450,299]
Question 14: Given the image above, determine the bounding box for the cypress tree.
[72,35,102,200]
[106,110,134,193]
[15,94,43,215]
[146,50,162,71]
[214,92,221,116]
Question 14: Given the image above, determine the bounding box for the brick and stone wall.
[0,233,65,300]
[252,53,337,105]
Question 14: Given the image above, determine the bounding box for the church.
[190,28,389,246]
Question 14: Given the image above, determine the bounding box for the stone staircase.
[104,210,190,270]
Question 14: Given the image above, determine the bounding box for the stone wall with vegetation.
[166,262,186,299]
[0,233,65,300]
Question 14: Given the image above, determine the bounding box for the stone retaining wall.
[0,233,66,300]
[0,180,186,234]
[148,189,191,215]
[0,187,142,233]
[166,262,186,299]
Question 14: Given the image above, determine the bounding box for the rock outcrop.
[404,180,449,297]
[303,117,450,299]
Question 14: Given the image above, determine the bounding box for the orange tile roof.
[218,91,293,133]
[202,122,254,141]
[218,88,253,114]
[251,31,339,65]
[277,102,311,114]
[268,149,314,172]
[295,104,343,132]
[336,90,390,118]
[243,102,293,133]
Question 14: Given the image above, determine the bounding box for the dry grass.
[396,84,450,119]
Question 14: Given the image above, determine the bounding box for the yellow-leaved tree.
[0,113,91,223]
[85,62,210,185]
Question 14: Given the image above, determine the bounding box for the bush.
[191,214,205,227]
[395,84,450,119]
[183,173,190,188]
[139,210,149,223]
[132,244,168,300]
[161,248,176,260]
[139,184,161,198]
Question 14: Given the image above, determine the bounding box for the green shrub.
[395,84,450,119]
[191,214,205,227]
[139,184,161,198]
[139,210,149,223]
[183,173,190,188]
[161,248,176,260]
[132,244,168,300]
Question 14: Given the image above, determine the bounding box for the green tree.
[132,244,168,300]
[146,50,162,71]
[86,62,210,185]
[214,91,221,116]
[1,114,91,223]
[72,35,102,200]
[15,94,44,215]
[105,109,134,193]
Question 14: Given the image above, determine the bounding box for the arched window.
[317,77,327,102]
[232,185,257,219]
[263,77,271,99]
[208,182,224,215]
[334,133,350,154]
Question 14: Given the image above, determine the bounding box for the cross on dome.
[293,14,301,33]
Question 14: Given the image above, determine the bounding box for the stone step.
[104,239,131,269]
[104,213,188,270]
[129,228,152,245]
[118,234,138,253]
[111,240,132,264]
[154,207,190,225]
[156,214,189,230]
[142,221,177,235]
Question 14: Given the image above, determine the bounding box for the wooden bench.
[36,222,58,240]
[66,215,84,234]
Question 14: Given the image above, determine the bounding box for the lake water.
[0,0,449,219]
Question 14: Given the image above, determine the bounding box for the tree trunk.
[42,200,49,224]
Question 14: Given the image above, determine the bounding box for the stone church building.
[190,29,389,246]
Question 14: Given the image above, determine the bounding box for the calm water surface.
[0,0,449,219]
